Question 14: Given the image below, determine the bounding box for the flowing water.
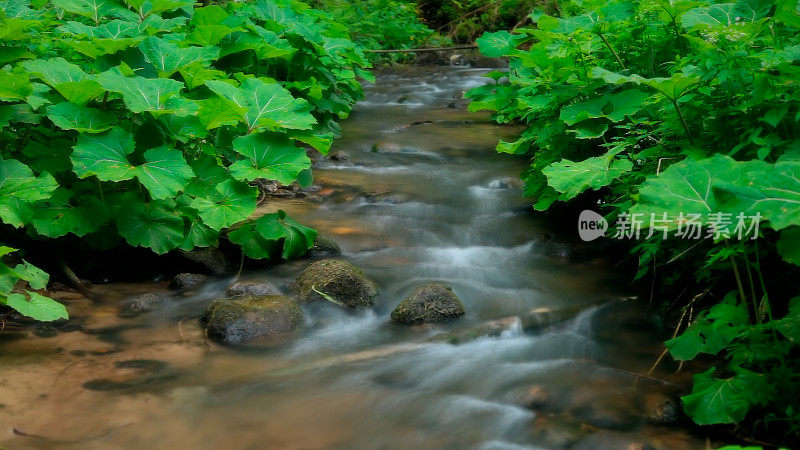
[0,67,710,449]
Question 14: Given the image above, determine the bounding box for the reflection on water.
[0,67,706,449]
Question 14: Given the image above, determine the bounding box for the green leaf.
[544,151,633,200]
[138,36,220,77]
[205,78,316,131]
[179,220,219,250]
[476,31,520,57]
[189,179,257,230]
[21,57,104,104]
[778,227,800,266]
[228,132,311,183]
[46,102,115,133]
[31,187,108,237]
[97,67,185,114]
[53,0,130,22]
[715,160,800,231]
[254,210,317,259]
[4,291,68,321]
[0,68,32,101]
[13,260,50,290]
[115,197,184,254]
[71,127,136,181]
[0,157,58,227]
[197,96,247,129]
[133,146,194,199]
[682,368,768,425]
[773,297,800,342]
[630,155,739,229]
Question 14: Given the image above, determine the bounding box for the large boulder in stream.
[200,295,303,344]
[391,283,466,324]
[290,259,378,309]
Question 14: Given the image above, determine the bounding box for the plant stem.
[671,99,694,144]
[742,244,761,324]
[725,240,751,321]
[597,32,626,70]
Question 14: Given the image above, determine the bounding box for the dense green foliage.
[310,0,449,62]
[419,0,541,42]
[468,0,800,440]
[0,0,372,320]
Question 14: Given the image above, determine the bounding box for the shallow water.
[0,67,709,449]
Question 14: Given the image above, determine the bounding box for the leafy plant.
[307,0,450,62]
[0,0,372,320]
[1,246,67,321]
[468,0,800,441]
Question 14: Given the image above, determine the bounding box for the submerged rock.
[489,177,525,189]
[391,283,465,324]
[308,234,341,258]
[226,280,280,297]
[121,293,165,316]
[169,273,208,291]
[645,394,681,425]
[200,295,303,344]
[372,142,402,153]
[290,259,378,309]
[570,392,643,431]
[329,151,349,161]
[427,316,518,344]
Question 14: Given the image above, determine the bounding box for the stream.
[0,67,711,449]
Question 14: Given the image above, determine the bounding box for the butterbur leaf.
[715,160,800,231]
[476,31,520,57]
[133,146,194,199]
[53,0,130,22]
[5,291,68,321]
[189,179,257,230]
[22,58,103,104]
[0,69,32,100]
[0,157,58,227]
[46,102,115,133]
[197,97,247,129]
[228,221,276,259]
[205,78,316,131]
[31,187,108,237]
[254,210,317,259]
[97,67,184,113]
[682,368,769,425]
[229,132,311,183]
[71,127,136,181]
[115,198,185,254]
[138,36,220,77]
[13,260,49,290]
[544,151,633,200]
[630,154,740,229]
[179,220,219,250]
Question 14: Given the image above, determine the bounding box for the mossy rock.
[391,283,465,324]
[308,234,341,258]
[226,280,280,297]
[290,259,378,309]
[200,295,303,344]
